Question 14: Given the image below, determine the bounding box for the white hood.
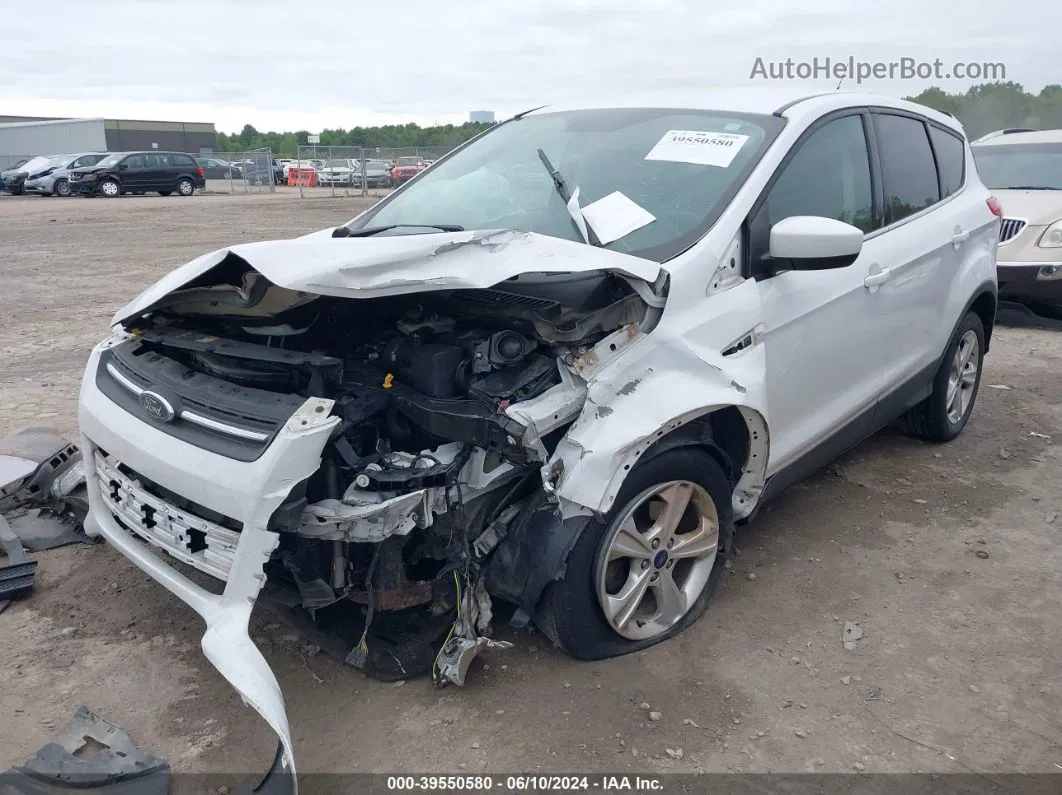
[113,228,662,325]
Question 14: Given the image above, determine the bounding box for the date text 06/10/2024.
[386,775,665,791]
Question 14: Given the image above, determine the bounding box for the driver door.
[749,112,891,481]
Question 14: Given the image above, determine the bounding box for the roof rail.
[971,127,1036,144]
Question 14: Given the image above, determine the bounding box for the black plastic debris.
[0,427,89,553]
[0,513,37,614]
[997,300,1062,331]
[0,706,170,794]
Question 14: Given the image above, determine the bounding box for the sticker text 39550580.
[645,130,750,168]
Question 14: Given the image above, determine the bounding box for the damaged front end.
[78,229,666,785]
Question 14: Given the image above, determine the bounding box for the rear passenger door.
[868,111,958,390]
[147,154,174,191]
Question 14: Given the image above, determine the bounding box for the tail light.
[987,196,1002,218]
[198,166,204,177]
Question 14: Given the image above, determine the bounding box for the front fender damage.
[548,336,770,521]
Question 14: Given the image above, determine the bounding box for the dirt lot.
[1,192,1060,780]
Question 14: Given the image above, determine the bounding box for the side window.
[929,126,965,197]
[124,155,145,169]
[748,114,874,268]
[178,154,197,168]
[875,113,940,223]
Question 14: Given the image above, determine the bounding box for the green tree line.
[217,121,494,157]
[906,82,1062,138]
[218,82,1062,157]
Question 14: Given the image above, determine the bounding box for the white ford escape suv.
[78,89,999,788]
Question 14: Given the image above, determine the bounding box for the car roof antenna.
[836,76,845,91]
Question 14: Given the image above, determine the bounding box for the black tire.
[10,184,23,196]
[176,178,195,196]
[158,190,172,196]
[54,179,71,197]
[903,311,985,442]
[98,179,120,198]
[535,448,733,661]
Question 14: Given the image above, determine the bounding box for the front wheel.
[98,179,120,198]
[54,179,71,197]
[535,449,733,660]
[903,311,985,442]
[176,178,195,196]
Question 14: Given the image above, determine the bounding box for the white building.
[0,118,107,169]
[469,110,495,124]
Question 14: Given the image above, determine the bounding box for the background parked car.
[242,157,283,185]
[390,155,427,185]
[354,159,394,188]
[972,128,1062,309]
[69,151,205,197]
[24,153,107,197]
[196,157,243,180]
[1,155,56,195]
[317,158,359,186]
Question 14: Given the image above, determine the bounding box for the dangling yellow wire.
[432,571,463,681]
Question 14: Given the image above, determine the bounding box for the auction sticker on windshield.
[645,130,750,167]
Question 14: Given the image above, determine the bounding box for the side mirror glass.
[768,216,863,271]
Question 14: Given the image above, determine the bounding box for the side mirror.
[768,216,863,271]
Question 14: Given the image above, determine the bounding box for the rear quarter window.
[874,113,941,224]
[929,126,966,197]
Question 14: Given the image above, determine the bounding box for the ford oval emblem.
[139,390,175,422]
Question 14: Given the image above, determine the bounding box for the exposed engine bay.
[107,254,657,683]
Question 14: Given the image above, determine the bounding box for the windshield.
[95,153,126,168]
[349,108,783,261]
[973,143,1062,190]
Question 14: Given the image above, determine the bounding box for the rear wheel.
[54,179,71,197]
[99,179,120,198]
[903,311,985,442]
[535,449,733,660]
[177,178,195,196]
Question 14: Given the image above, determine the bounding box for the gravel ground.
[1,191,1060,780]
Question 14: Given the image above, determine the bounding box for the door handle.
[864,267,892,288]
[951,229,970,248]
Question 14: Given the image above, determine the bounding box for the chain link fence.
[292,146,383,198]
[289,144,459,198]
[198,148,277,194]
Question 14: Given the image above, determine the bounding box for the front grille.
[1000,217,1027,245]
[96,340,305,462]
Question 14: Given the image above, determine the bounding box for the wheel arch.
[967,284,997,353]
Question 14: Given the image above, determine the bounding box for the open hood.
[113,228,663,325]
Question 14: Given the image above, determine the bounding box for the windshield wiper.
[1005,185,1062,191]
[332,223,464,238]
[536,148,602,246]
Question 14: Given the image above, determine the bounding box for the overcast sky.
[0,0,1055,133]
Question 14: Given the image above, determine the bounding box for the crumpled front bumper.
[23,177,53,195]
[78,342,340,794]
